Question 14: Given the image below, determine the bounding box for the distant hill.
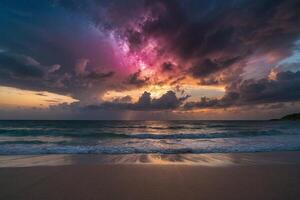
[270,113,300,121]
[280,113,300,120]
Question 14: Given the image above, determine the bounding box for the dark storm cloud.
[127,70,150,87]
[0,52,57,91]
[161,62,174,72]
[189,56,241,78]
[0,51,115,97]
[86,90,190,111]
[184,71,300,109]
[111,95,132,103]
[54,0,299,85]
[0,52,45,78]
[4,0,300,81]
[85,71,115,80]
[130,0,300,80]
[52,0,241,64]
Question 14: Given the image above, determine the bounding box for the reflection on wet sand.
[1,152,300,167]
[111,154,236,166]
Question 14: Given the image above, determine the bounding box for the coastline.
[1,152,300,200]
[1,151,300,167]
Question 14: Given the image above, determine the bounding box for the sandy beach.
[0,152,300,200]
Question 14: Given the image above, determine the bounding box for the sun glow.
[0,86,78,108]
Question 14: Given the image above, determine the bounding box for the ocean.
[0,120,300,155]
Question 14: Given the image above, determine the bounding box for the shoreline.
[0,152,300,200]
[1,151,300,167]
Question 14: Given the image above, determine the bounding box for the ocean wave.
[127,130,293,139]
[0,144,300,155]
[0,140,49,145]
[0,130,129,138]
[98,125,191,130]
[0,129,297,139]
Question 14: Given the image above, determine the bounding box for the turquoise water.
[0,120,299,154]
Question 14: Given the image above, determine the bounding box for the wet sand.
[0,152,300,200]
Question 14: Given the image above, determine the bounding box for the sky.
[0,0,300,120]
